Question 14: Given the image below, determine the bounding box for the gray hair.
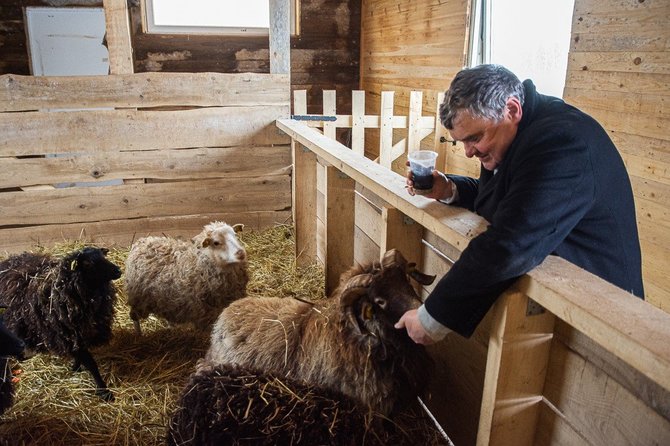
[439,64,525,129]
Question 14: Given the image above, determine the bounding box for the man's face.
[447,98,522,171]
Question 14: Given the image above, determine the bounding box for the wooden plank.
[564,70,670,96]
[351,90,366,155]
[354,224,380,267]
[534,401,590,446]
[1,106,290,155]
[567,51,670,75]
[0,73,290,111]
[269,0,290,75]
[103,0,134,74]
[379,91,395,168]
[293,89,307,115]
[0,176,291,226]
[322,90,337,140]
[477,290,556,446]
[0,146,291,189]
[407,90,423,153]
[554,321,670,419]
[292,141,318,266]
[0,211,292,255]
[543,337,670,445]
[354,192,382,245]
[324,166,355,294]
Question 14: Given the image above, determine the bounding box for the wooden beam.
[269,0,290,75]
[292,140,318,265]
[103,0,134,74]
[324,166,355,294]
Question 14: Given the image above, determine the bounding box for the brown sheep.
[125,221,248,334]
[205,249,436,416]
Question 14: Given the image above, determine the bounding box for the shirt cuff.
[418,304,452,342]
[436,172,459,204]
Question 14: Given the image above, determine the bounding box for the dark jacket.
[425,80,644,338]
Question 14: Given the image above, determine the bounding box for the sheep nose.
[235,250,246,261]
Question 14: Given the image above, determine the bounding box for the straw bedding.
[0,225,447,446]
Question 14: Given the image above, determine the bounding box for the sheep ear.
[101,247,109,255]
[232,223,244,233]
[201,237,212,248]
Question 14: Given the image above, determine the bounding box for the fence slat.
[323,90,337,140]
[325,166,355,294]
[352,90,366,156]
[407,91,423,154]
[379,91,395,168]
[292,140,318,265]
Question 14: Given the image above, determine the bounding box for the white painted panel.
[26,7,109,76]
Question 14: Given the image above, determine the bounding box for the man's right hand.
[405,161,453,200]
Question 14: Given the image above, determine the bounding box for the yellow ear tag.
[70,260,77,271]
[363,304,373,320]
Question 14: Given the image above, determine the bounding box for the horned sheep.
[205,249,436,416]
[0,247,121,401]
[124,221,248,334]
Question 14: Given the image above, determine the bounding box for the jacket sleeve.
[445,174,480,212]
[425,130,595,337]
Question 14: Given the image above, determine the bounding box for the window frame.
[141,0,299,36]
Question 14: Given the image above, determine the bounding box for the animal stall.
[277,89,670,445]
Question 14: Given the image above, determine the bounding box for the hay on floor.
[0,225,448,446]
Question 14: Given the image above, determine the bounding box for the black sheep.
[166,361,389,446]
[1,308,25,416]
[0,247,121,401]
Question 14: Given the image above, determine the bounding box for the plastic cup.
[408,150,438,194]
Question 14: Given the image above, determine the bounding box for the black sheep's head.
[65,247,122,285]
[339,249,435,348]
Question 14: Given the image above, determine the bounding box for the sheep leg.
[133,319,142,336]
[72,349,114,402]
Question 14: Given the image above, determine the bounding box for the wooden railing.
[277,111,670,444]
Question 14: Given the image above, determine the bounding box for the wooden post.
[324,166,355,294]
[477,289,556,446]
[380,207,423,264]
[103,0,134,74]
[292,140,317,265]
[323,90,337,140]
[269,0,290,75]
[379,91,394,168]
[351,90,366,156]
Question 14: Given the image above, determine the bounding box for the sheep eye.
[213,241,221,246]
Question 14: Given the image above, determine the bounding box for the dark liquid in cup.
[414,174,433,190]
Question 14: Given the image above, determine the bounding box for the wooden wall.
[359,0,475,175]
[0,0,360,113]
[562,0,670,311]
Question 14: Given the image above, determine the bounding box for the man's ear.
[506,97,523,124]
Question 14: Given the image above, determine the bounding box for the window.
[143,0,299,36]
[467,0,575,98]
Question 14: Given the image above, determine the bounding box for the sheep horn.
[339,274,373,306]
[407,263,436,285]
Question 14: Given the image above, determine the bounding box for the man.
[395,64,644,344]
